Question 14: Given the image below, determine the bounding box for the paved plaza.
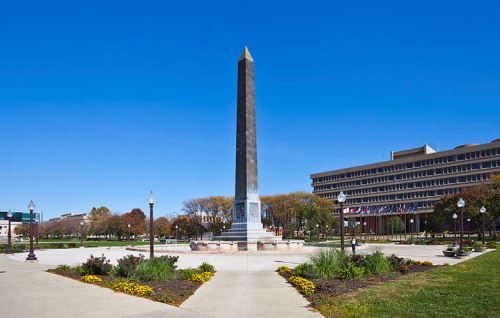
[0,244,491,318]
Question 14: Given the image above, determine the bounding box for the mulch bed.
[147,280,201,306]
[47,269,202,307]
[309,265,437,305]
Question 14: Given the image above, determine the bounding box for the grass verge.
[315,249,500,318]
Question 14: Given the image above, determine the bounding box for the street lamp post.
[457,198,467,257]
[337,191,347,251]
[452,213,458,242]
[363,221,367,243]
[466,218,471,242]
[127,224,131,246]
[480,206,486,245]
[148,191,155,259]
[175,225,179,241]
[6,210,13,254]
[26,200,37,261]
[410,218,414,244]
[316,223,319,240]
[325,225,328,241]
[80,221,84,247]
[424,220,428,240]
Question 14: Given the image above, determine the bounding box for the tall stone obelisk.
[233,46,262,230]
[212,47,280,248]
[192,47,302,252]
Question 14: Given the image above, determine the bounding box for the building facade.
[0,211,40,238]
[47,212,90,224]
[310,139,500,234]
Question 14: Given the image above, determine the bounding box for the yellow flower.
[191,272,214,284]
[288,275,315,295]
[81,275,103,284]
[276,266,292,275]
[109,281,153,296]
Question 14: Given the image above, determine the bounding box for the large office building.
[310,139,500,234]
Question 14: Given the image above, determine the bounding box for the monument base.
[190,240,304,252]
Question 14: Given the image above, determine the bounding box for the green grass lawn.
[316,249,500,318]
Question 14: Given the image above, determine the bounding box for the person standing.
[351,237,357,254]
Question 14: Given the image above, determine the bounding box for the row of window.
[317,173,490,197]
[312,147,500,184]
[313,160,499,192]
[319,187,464,205]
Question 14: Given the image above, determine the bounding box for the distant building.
[48,212,90,224]
[310,139,500,234]
[0,211,40,238]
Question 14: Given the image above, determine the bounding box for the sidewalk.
[0,255,205,318]
[181,271,323,318]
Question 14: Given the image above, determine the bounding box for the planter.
[442,250,456,257]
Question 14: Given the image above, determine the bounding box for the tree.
[155,217,171,238]
[107,214,125,240]
[484,175,500,239]
[14,224,30,236]
[429,184,491,237]
[121,208,146,237]
[170,215,195,239]
[88,206,111,237]
[182,199,207,239]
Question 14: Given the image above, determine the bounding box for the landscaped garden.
[48,254,215,306]
[278,248,499,318]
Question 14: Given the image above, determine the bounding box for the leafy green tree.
[88,206,111,237]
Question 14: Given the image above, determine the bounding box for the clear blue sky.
[1,1,499,220]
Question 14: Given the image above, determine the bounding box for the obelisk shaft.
[235,48,258,199]
[233,47,262,228]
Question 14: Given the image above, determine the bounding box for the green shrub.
[67,243,80,248]
[55,264,72,272]
[364,251,392,276]
[82,254,112,275]
[292,263,316,278]
[71,265,87,275]
[178,268,199,280]
[486,241,497,249]
[349,254,366,267]
[132,256,178,282]
[387,254,404,270]
[111,254,145,278]
[309,248,350,279]
[197,262,215,273]
[0,244,27,253]
[339,262,366,279]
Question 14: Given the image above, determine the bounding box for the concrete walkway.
[181,271,322,318]
[0,255,205,318]
[3,245,491,318]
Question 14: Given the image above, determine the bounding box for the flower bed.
[276,250,438,305]
[48,254,215,306]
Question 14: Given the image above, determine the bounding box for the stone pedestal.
[190,239,304,252]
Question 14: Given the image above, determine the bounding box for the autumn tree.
[14,223,30,236]
[155,216,171,238]
[88,206,111,237]
[121,208,146,237]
